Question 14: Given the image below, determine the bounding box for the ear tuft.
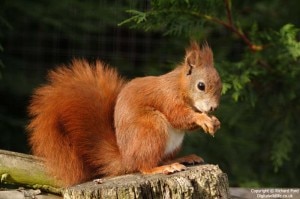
[187,41,201,52]
[200,42,214,67]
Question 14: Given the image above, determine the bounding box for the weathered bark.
[0,149,61,194]
[64,164,229,199]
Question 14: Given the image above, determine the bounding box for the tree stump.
[0,150,229,198]
[63,164,229,199]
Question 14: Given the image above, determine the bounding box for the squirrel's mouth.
[193,100,218,114]
[193,104,209,114]
[193,105,208,114]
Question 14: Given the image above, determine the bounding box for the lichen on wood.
[0,149,61,194]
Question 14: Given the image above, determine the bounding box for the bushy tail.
[27,59,125,186]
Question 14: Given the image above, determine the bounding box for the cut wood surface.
[64,164,229,199]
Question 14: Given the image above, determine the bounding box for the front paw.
[195,113,221,136]
[211,115,220,131]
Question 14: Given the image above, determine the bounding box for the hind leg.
[165,154,204,165]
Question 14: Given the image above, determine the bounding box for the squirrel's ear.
[185,52,196,76]
[184,41,200,75]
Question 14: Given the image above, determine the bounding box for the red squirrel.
[27,42,222,186]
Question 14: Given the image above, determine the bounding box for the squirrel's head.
[182,41,222,113]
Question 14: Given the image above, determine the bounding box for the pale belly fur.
[164,126,185,155]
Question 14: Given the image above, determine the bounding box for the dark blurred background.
[1,0,299,187]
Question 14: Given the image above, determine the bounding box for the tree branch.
[224,0,233,26]
[145,8,264,52]
[191,12,263,52]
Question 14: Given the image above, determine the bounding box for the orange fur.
[27,42,222,186]
[114,42,221,173]
[28,60,125,186]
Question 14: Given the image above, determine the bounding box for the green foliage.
[121,0,300,186]
[120,0,224,38]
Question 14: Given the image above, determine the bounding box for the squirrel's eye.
[197,82,205,91]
